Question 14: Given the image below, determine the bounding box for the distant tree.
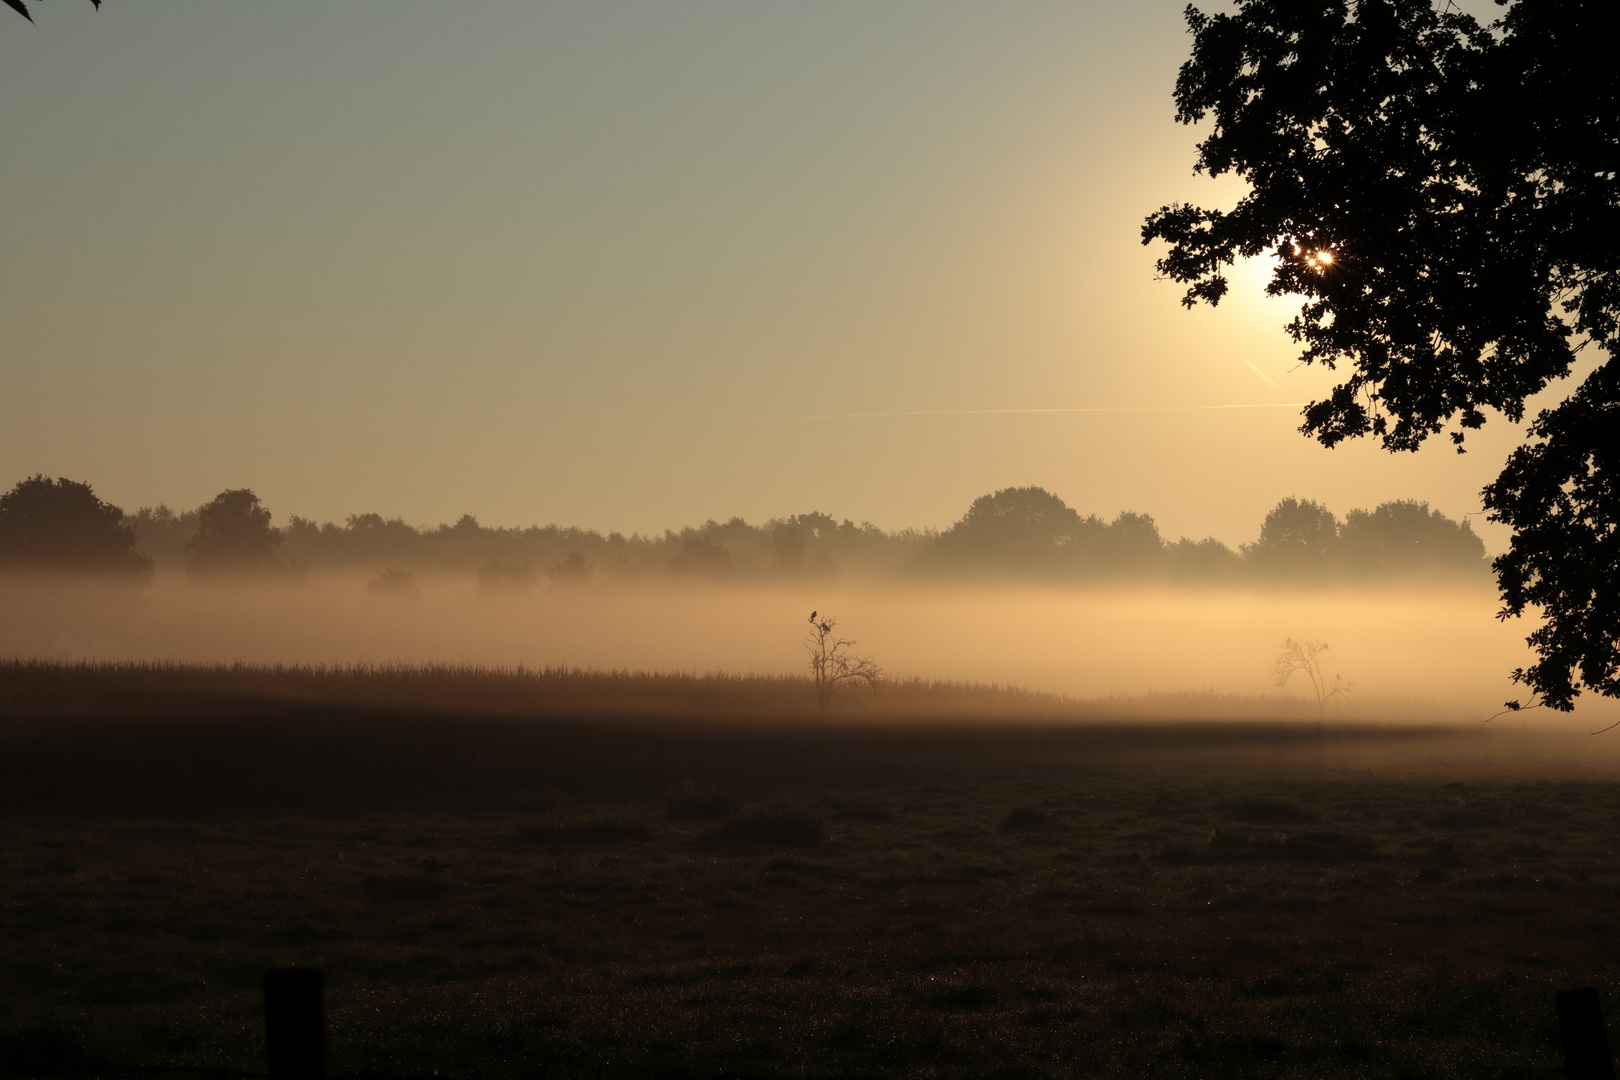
[280,516,334,564]
[805,612,884,720]
[666,535,734,579]
[950,487,1084,548]
[1271,638,1354,722]
[0,475,152,579]
[1242,498,1339,578]
[545,550,594,587]
[1166,536,1242,580]
[129,504,199,568]
[927,486,1097,577]
[184,489,283,575]
[770,512,842,577]
[331,513,421,565]
[1142,0,1618,709]
[1339,500,1488,576]
[1096,511,1167,573]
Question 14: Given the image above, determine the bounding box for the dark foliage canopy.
[1242,497,1341,576]
[184,489,283,575]
[0,475,151,579]
[943,487,1088,558]
[1340,498,1487,573]
[925,487,1170,579]
[1143,0,1618,708]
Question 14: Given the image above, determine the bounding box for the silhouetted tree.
[97,484,1505,588]
[1242,498,1339,578]
[176,502,905,581]
[770,512,842,577]
[1096,511,1167,573]
[185,489,283,575]
[129,505,198,567]
[1272,638,1355,723]
[545,551,594,587]
[952,486,1084,547]
[1339,500,1487,576]
[1166,536,1242,581]
[926,486,1099,577]
[1144,0,1618,708]
[666,535,734,579]
[805,612,884,720]
[0,475,152,579]
[283,512,422,567]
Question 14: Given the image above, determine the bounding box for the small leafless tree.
[1271,638,1354,722]
[805,611,883,720]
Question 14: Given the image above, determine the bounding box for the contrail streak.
[781,403,1307,420]
[1242,356,1282,389]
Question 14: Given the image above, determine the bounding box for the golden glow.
[0,572,1542,714]
[1290,241,1335,270]
[4,7,1510,557]
[1304,248,1336,273]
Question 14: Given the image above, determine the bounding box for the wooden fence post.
[264,968,326,1080]
[1557,987,1616,1080]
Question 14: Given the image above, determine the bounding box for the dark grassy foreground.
[3,664,1619,1080]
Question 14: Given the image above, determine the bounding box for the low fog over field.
[0,573,1533,718]
[4,477,1608,726]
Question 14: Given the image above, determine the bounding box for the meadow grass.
[2,661,1613,1079]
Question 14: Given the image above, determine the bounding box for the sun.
[1287,240,1336,272]
[1303,248,1335,273]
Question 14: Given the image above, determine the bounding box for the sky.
[1,0,1533,550]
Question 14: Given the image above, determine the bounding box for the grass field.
[4,662,1619,1079]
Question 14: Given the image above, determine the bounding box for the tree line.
[0,475,1488,588]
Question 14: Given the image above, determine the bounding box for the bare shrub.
[805,611,883,719]
[1271,638,1354,719]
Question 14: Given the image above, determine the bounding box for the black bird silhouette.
[809,610,817,622]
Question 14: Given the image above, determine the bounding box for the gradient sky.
[2,0,1531,549]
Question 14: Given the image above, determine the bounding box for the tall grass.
[0,658,1420,724]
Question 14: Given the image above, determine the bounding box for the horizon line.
[778,402,1309,420]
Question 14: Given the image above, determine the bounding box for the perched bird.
[809,610,817,622]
